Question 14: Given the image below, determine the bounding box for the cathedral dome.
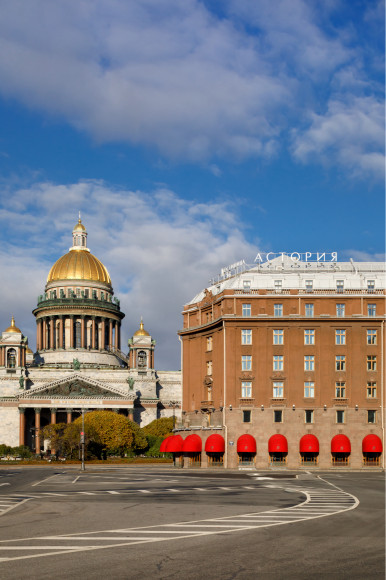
[46,218,112,287]
[134,320,150,337]
[47,250,112,285]
[4,316,21,333]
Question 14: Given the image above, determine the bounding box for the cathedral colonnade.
[36,315,121,351]
[18,405,134,452]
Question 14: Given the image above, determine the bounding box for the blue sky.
[0,0,384,369]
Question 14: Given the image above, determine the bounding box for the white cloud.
[0,0,382,178]
[0,180,258,369]
[292,97,385,179]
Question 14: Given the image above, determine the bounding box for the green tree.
[127,420,148,453]
[142,417,174,438]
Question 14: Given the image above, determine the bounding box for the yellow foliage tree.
[73,411,134,454]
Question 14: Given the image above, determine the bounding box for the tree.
[142,417,174,438]
[40,423,68,455]
[127,420,148,453]
[73,411,134,456]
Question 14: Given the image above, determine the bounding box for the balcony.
[200,400,214,410]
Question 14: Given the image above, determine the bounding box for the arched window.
[138,350,147,368]
[7,348,17,369]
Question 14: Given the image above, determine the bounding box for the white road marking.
[0,483,359,562]
[72,476,80,484]
[31,474,62,487]
[106,491,120,495]
[0,483,10,487]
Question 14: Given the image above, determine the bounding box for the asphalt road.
[0,466,384,580]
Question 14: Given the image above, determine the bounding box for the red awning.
[165,434,183,453]
[362,434,383,453]
[299,434,319,453]
[205,434,225,453]
[237,434,256,453]
[268,434,288,453]
[160,436,172,453]
[182,434,202,453]
[331,434,351,453]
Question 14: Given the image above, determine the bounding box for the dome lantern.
[72,213,88,250]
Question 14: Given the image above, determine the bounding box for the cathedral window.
[138,350,147,368]
[7,348,16,368]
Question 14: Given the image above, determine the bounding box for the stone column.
[66,409,72,424]
[19,408,26,446]
[70,316,74,348]
[80,316,85,348]
[59,317,64,349]
[35,409,41,454]
[128,408,134,421]
[49,317,55,349]
[101,318,106,350]
[91,317,96,350]
[36,320,40,351]
[0,347,4,367]
[114,321,119,349]
[50,408,57,425]
[109,319,113,349]
[42,318,47,350]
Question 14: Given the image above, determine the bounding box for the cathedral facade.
[0,219,181,451]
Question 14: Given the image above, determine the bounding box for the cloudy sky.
[0,0,384,369]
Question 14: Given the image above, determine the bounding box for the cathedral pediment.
[22,374,131,399]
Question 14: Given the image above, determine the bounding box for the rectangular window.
[241,381,252,398]
[206,336,213,351]
[273,381,284,398]
[304,382,315,398]
[241,329,252,345]
[304,329,315,345]
[336,410,345,424]
[76,288,81,297]
[274,280,283,293]
[335,382,346,398]
[243,410,251,423]
[274,410,283,423]
[367,330,377,345]
[335,329,346,345]
[305,304,314,317]
[206,361,212,376]
[84,289,89,298]
[304,355,315,371]
[274,304,283,317]
[367,382,377,398]
[335,355,346,371]
[336,303,345,317]
[241,355,252,371]
[273,329,284,345]
[305,280,313,292]
[273,355,284,371]
[367,355,377,371]
[336,280,344,293]
[367,280,375,293]
[305,410,314,424]
[242,303,251,316]
[367,410,377,424]
[243,280,251,293]
[367,304,376,316]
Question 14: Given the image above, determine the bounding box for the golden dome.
[73,219,86,232]
[4,316,21,333]
[47,250,112,286]
[134,320,150,337]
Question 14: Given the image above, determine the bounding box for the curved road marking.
[0,483,359,562]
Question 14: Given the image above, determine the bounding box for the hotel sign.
[254,252,338,263]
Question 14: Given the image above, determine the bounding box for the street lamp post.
[80,409,85,471]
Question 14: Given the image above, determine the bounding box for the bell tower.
[128,319,155,376]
